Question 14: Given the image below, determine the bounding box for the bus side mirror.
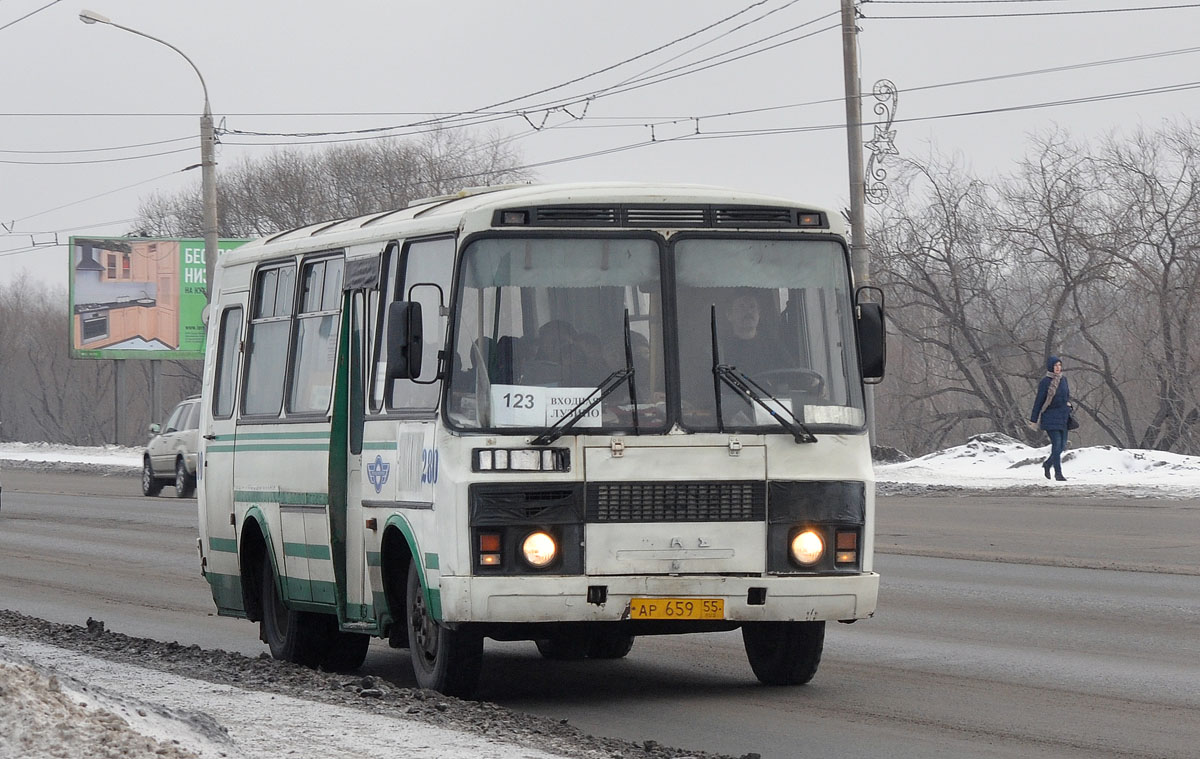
[386,301,423,381]
[855,287,886,383]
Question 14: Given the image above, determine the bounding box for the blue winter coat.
[1031,356,1070,431]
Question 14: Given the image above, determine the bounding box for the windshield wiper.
[531,311,638,447]
[710,305,817,444]
[531,366,632,446]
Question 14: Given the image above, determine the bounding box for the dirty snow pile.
[0,652,206,759]
[0,612,736,759]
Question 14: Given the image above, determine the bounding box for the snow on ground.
[4,434,1200,497]
[874,432,1200,498]
[0,441,142,468]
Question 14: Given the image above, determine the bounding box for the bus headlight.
[790,530,824,566]
[521,531,558,568]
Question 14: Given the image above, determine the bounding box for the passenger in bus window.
[524,320,600,386]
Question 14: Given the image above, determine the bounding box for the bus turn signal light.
[479,533,502,566]
[835,530,858,565]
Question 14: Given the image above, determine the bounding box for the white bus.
[196,182,886,697]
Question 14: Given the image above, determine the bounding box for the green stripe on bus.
[363,441,398,451]
[424,552,439,570]
[209,537,238,553]
[366,551,381,567]
[283,542,332,561]
[234,490,328,506]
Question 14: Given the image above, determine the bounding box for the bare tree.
[137,127,532,238]
[870,154,1036,451]
[1095,122,1200,450]
[871,122,1200,456]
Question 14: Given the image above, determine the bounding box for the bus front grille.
[586,481,766,523]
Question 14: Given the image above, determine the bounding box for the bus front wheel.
[406,561,483,697]
[742,620,824,685]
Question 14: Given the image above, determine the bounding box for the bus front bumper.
[437,571,879,624]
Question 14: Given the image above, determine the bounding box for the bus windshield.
[445,234,864,434]
[446,235,667,432]
[674,238,865,431]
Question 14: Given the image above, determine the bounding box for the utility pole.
[840,0,877,443]
[201,104,219,305]
[841,0,869,289]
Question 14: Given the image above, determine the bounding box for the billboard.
[69,236,248,359]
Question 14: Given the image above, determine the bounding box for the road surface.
[1,469,1197,758]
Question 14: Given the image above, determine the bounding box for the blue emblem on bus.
[367,455,390,494]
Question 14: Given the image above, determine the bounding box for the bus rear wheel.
[259,560,329,668]
[321,630,370,672]
[406,561,482,697]
[587,630,634,659]
[535,630,634,660]
[742,620,824,685]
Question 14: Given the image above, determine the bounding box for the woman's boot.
[1054,466,1066,481]
[1043,461,1052,480]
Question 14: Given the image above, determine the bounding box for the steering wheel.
[753,368,825,396]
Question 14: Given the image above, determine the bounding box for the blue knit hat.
[1046,355,1061,371]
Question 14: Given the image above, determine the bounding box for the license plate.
[629,597,724,620]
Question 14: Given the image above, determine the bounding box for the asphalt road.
[1,468,1198,758]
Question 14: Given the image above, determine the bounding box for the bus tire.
[742,620,824,686]
[141,457,163,497]
[259,560,329,668]
[587,631,634,659]
[406,561,482,697]
[320,631,370,673]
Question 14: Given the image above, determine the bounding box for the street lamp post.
[79,9,218,304]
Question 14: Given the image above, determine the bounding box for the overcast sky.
[3,0,1200,291]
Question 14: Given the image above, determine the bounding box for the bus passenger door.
[199,298,246,613]
[337,285,374,625]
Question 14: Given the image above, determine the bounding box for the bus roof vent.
[625,206,709,227]
[714,206,801,227]
[531,206,620,225]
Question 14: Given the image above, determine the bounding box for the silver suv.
[143,396,201,497]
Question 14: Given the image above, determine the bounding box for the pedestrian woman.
[1030,355,1071,481]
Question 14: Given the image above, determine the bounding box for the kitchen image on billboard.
[73,238,178,351]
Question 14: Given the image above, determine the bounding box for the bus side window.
[385,237,455,411]
[369,244,398,412]
[213,306,243,420]
[287,256,344,414]
[243,264,296,417]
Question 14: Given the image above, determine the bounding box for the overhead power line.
[0,0,62,33]
[0,136,194,156]
[0,146,195,166]
[864,1,1200,19]
[7,170,182,226]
